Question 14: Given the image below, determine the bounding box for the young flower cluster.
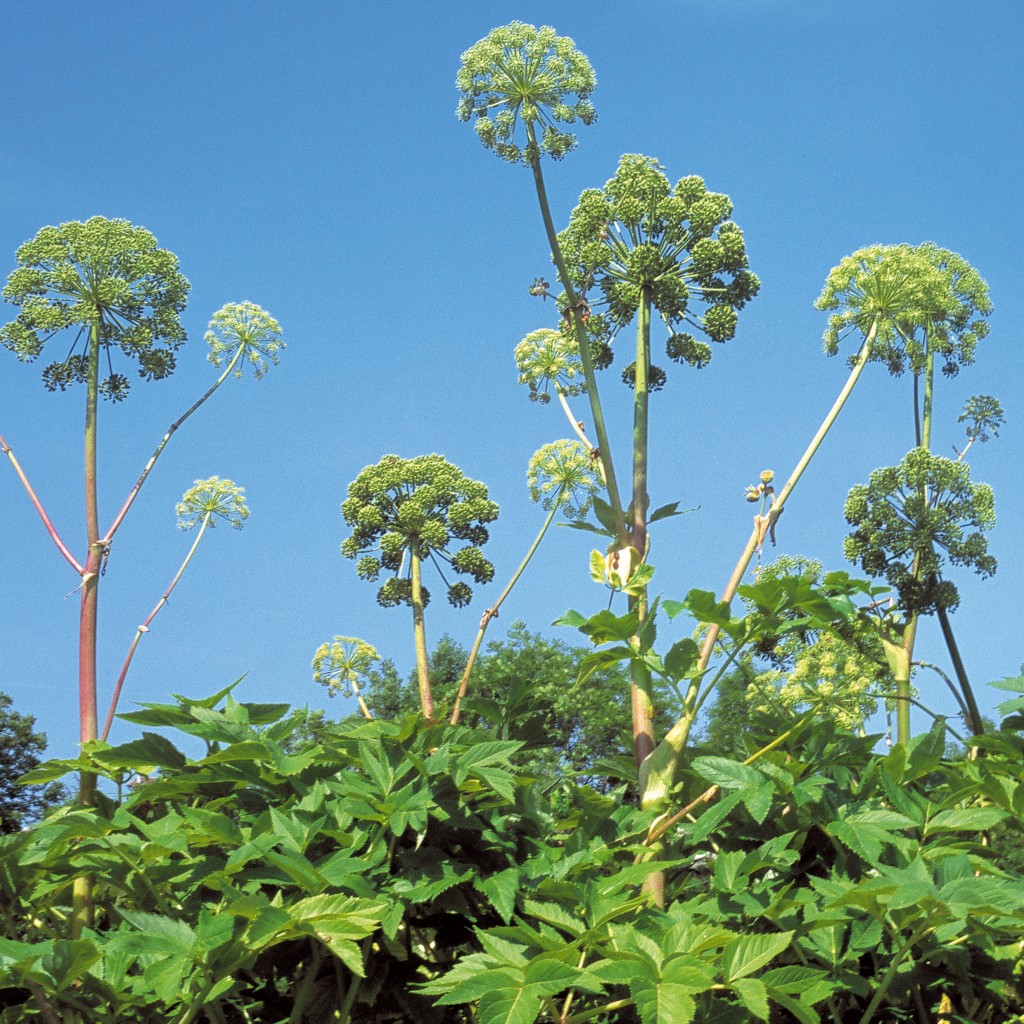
[527,440,601,522]
[514,328,586,403]
[456,22,596,165]
[958,394,1004,445]
[312,636,380,700]
[341,454,499,609]
[205,301,285,380]
[0,217,189,401]
[815,243,990,376]
[175,477,249,530]
[557,154,759,386]
[843,448,996,614]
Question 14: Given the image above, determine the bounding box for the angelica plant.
[458,23,626,542]
[450,440,599,724]
[0,218,280,933]
[101,478,249,741]
[834,246,992,743]
[340,454,498,720]
[312,636,380,720]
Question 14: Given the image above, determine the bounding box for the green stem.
[410,546,435,721]
[935,605,984,736]
[102,344,245,545]
[100,513,212,742]
[642,324,877,811]
[896,344,935,745]
[564,998,634,1024]
[451,496,561,725]
[524,122,627,546]
[855,924,932,1024]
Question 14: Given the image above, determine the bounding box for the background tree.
[0,692,66,833]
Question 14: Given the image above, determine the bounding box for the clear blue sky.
[1,1,1021,760]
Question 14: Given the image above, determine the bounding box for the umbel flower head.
[312,636,380,700]
[844,448,996,614]
[527,440,601,522]
[341,454,499,609]
[176,477,249,530]
[456,22,596,165]
[205,301,284,380]
[958,394,1004,445]
[514,327,587,403]
[0,216,189,401]
[815,243,990,376]
[557,154,759,384]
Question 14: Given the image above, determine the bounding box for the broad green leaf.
[692,756,762,790]
[630,975,696,1024]
[477,867,520,923]
[721,931,793,982]
[731,977,769,1020]
[926,807,1007,834]
[102,732,186,770]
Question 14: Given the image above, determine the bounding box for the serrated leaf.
[477,868,520,923]
[102,732,186,770]
[721,931,793,982]
[630,976,696,1024]
[926,807,1007,834]
[731,977,769,1019]
[692,756,762,790]
[552,609,588,629]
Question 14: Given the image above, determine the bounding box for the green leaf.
[631,974,696,1024]
[731,977,769,1020]
[648,501,687,523]
[692,756,762,790]
[477,867,520,923]
[102,732,187,770]
[664,639,699,679]
[591,496,619,535]
[926,807,1007,834]
[721,931,793,982]
[578,647,633,685]
[552,609,588,629]
[561,519,613,536]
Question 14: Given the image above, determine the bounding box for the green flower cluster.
[205,301,284,380]
[175,477,249,530]
[844,448,996,614]
[744,556,892,730]
[514,327,586,403]
[527,440,601,522]
[0,217,189,401]
[312,636,380,700]
[341,455,498,609]
[557,154,759,383]
[815,243,991,375]
[456,22,596,165]
[958,394,1004,445]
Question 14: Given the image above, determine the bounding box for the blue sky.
[1,1,1021,760]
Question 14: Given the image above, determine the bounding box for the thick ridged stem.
[630,289,656,769]
[640,324,876,815]
[451,497,561,726]
[935,605,983,736]
[410,546,434,722]
[525,124,627,546]
[73,321,102,939]
[897,345,935,745]
[101,513,212,742]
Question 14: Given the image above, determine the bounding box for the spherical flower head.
[205,301,284,380]
[759,469,775,485]
[341,454,498,609]
[312,635,380,699]
[456,22,596,165]
[958,394,1004,444]
[557,155,758,379]
[843,448,996,614]
[815,243,989,376]
[1,216,189,399]
[527,440,600,522]
[514,328,586,403]
[176,476,249,530]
